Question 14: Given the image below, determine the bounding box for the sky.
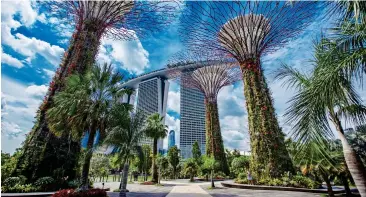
[1,1,365,154]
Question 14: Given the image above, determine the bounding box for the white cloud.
[1,122,23,139]
[42,68,55,81]
[1,0,65,66]
[167,90,180,113]
[25,85,48,97]
[100,34,150,74]
[1,77,47,153]
[1,52,24,68]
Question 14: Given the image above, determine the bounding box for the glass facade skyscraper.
[180,82,206,159]
[168,130,175,149]
[136,77,169,149]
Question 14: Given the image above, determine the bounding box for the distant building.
[344,128,355,134]
[180,81,206,159]
[136,77,169,150]
[168,130,176,150]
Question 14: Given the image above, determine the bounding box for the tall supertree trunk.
[14,20,103,182]
[241,60,293,179]
[205,99,230,175]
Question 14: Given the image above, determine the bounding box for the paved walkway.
[166,185,211,197]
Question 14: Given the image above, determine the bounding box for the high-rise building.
[136,77,169,149]
[180,83,206,159]
[168,130,176,150]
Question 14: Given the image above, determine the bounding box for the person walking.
[247,171,253,185]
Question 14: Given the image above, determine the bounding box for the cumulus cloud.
[1,0,65,67]
[167,90,180,113]
[100,34,150,74]
[25,85,48,97]
[1,77,47,153]
[42,69,55,81]
[1,52,24,68]
[1,122,23,139]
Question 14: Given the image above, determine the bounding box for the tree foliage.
[167,146,180,179]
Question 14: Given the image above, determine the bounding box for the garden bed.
[221,181,346,194]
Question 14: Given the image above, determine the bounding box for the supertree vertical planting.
[167,51,241,174]
[179,1,319,178]
[16,1,178,182]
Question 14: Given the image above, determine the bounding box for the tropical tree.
[183,158,198,182]
[346,125,366,165]
[274,40,366,196]
[231,156,250,178]
[90,154,111,182]
[103,105,146,193]
[167,146,180,179]
[192,141,202,165]
[156,155,169,184]
[294,142,341,197]
[47,63,126,190]
[202,156,219,188]
[141,144,152,182]
[144,113,168,183]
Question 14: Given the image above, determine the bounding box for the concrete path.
[166,185,211,197]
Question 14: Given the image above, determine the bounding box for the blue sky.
[2,1,365,154]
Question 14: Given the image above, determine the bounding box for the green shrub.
[214,171,226,179]
[113,189,120,192]
[1,184,38,193]
[67,180,81,189]
[3,177,26,187]
[34,177,55,191]
[237,173,246,180]
[269,178,282,186]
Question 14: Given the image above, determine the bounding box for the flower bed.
[52,189,107,197]
[140,181,155,185]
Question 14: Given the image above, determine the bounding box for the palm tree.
[202,156,219,188]
[144,113,168,183]
[274,40,366,196]
[47,63,126,190]
[294,141,343,197]
[183,158,198,182]
[103,104,146,194]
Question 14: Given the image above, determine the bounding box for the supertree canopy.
[16,0,179,182]
[168,51,241,174]
[179,1,319,178]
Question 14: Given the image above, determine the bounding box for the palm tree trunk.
[211,170,215,188]
[241,61,293,178]
[80,128,97,190]
[322,173,334,197]
[152,138,158,183]
[119,162,130,193]
[330,113,366,197]
[205,100,230,175]
[340,174,352,196]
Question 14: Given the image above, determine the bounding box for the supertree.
[179,1,320,178]
[16,1,179,182]
[167,51,241,175]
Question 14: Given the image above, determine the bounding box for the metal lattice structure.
[48,1,179,40]
[178,1,320,178]
[167,51,240,174]
[180,1,318,62]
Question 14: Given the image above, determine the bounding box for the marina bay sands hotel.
[121,65,206,159]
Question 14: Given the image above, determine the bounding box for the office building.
[180,82,206,158]
[136,77,169,149]
[168,130,176,150]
